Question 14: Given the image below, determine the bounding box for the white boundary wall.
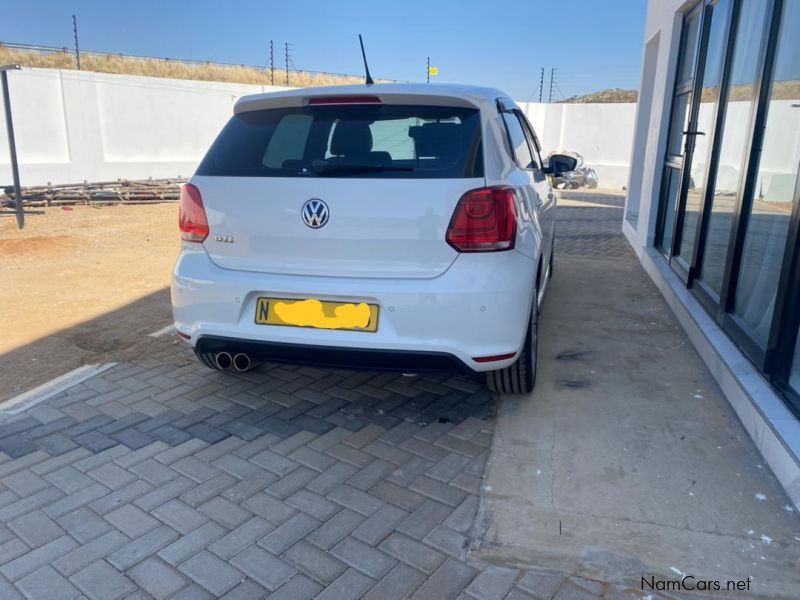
[0,68,636,188]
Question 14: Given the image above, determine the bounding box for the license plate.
[255,297,379,332]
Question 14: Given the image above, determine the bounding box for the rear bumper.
[196,335,474,373]
[171,245,537,372]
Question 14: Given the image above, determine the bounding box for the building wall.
[0,67,637,189]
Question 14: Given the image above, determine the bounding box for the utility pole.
[1,64,24,229]
[548,67,556,103]
[284,42,289,86]
[269,40,274,85]
[426,56,430,84]
[538,67,544,103]
[72,14,81,70]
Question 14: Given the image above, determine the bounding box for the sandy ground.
[0,204,179,401]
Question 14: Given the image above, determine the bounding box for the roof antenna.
[358,34,374,85]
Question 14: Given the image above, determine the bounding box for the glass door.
[655,0,733,282]
[655,3,704,260]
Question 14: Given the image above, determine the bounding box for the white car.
[171,84,576,393]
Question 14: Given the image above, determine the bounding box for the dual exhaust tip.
[214,352,254,372]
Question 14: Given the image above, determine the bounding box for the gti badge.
[215,234,234,243]
[302,198,329,229]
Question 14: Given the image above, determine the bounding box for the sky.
[4,0,649,100]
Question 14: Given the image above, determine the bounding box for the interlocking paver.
[258,512,321,554]
[363,562,425,600]
[151,499,208,534]
[396,499,454,540]
[2,535,78,581]
[207,516,275,560]
[0,250,634,600]
[106,525,179,571]
[15,565,80,600]
[328,484,385,516]
[306,508,365,550]
[411,557,477,600]
[465,565,519,600]
[197,496,252,528]
[229,545,296,591]
[105,504,160,538]
[352,503,408,545]
[156,522,225,566]
[284,540,347,584]
[517,569,565,598]
[177,550,244,597]
[424,524,468,560]
[315,568,375,600]
[54,530,129,576]
[8,510,64,548]
[242,492,297,524]
[69,559,136,600]
[330,536,396,579]
[379,532,446,575]
[127,556,188,599]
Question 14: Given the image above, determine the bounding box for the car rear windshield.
[196,104,483,178]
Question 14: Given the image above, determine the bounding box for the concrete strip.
[0,363,116,415]
[471,255,800,599]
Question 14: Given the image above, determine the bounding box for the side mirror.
[544,153,578,176]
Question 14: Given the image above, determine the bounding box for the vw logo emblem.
[302,199,329,229]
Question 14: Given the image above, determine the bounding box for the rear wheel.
[485,297,538,394]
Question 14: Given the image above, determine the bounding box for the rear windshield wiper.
[311,161,413,175]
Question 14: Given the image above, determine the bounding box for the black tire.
[195,349,223,371]
[548,242,554,279]
[485,299,538,394]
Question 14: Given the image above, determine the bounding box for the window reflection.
[699,0,770,296]
[734,0,800,346]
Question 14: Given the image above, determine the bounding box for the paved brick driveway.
[0,192,626,599]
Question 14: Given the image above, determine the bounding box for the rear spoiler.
[234,90,481,114]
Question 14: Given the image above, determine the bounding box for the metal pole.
[285,42,289,86]
[1,65,24,229]
[548,67,555,103]
[427,57,430,84]
[270,40,274,85]
[538,68,544,103]
[72,15,81,70]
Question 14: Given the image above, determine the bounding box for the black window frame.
[496,98,540,171]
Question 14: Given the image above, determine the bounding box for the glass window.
[660,167,682,254]
[677,0,733,265]
[263,114,313,168]
[699,0,771,297]
[502,112,536,169]
[791,328,800,393]
[678,9,703,83]
[667,92,692,156]
[733,0,800,346]
[197,104,482,179]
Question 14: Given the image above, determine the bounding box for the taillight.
[179,183,209,243]
[446,187,517,252]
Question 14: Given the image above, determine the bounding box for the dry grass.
[565,88,639,103]
[0,46,384,88]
